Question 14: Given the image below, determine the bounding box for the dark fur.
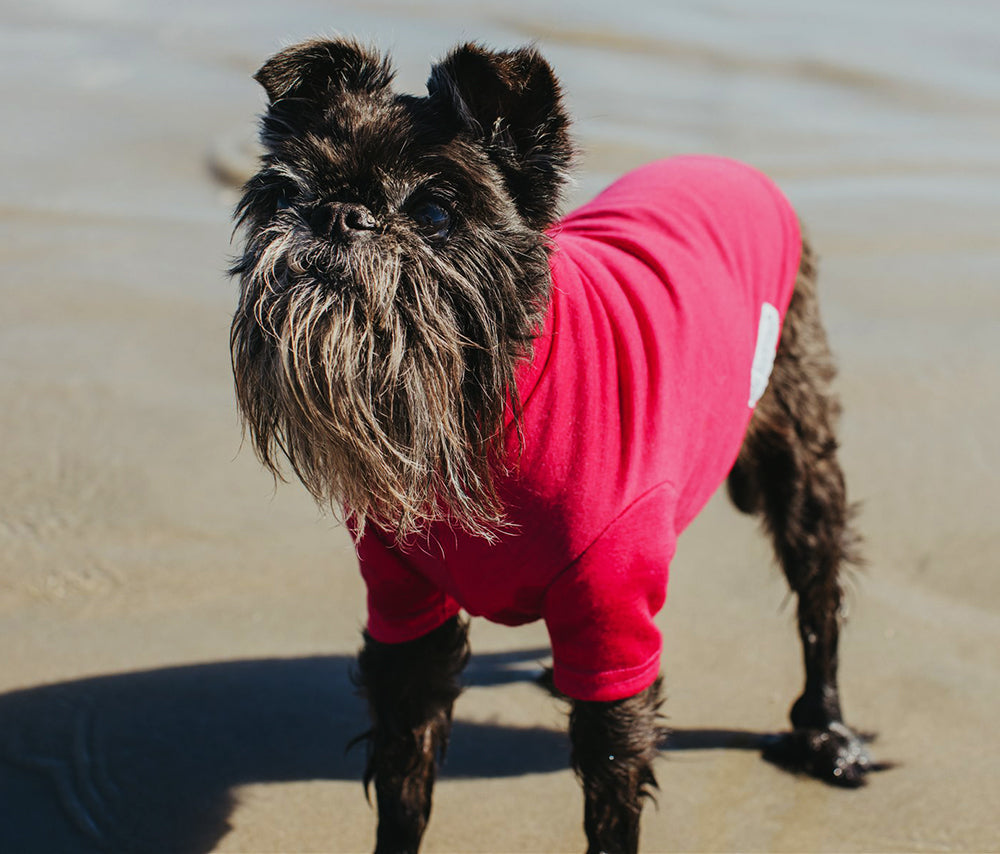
[729,238,871,786]
[231,39,571,538]
[230,38,874,854]
[352,616,470,853]
[569,679,664,854]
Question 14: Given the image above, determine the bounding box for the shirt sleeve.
[353,524,462,644]
[541,482,677,702]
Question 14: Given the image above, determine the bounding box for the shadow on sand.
[0,649,770,853]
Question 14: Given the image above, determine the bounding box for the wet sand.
[1,0,999,851]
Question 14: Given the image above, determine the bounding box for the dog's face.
[230,40,573,536]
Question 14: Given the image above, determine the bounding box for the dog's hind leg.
[729,238,871,786]
[569,678,663,854]
[353,616,470,854]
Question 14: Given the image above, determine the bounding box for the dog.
[229,38,874,854]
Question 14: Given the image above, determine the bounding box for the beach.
[1,0,998,850]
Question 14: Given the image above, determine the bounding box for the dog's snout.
[311,202,378,240]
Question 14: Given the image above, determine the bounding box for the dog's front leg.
[354,616,470,854]
[569,679,663,854]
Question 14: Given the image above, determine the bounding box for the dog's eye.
[411,200,452,240]
[275,195,291,212]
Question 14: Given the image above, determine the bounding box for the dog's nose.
[311,202,378,240]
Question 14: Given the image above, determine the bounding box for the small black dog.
[230,38,873,854]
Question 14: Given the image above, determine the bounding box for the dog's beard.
[230,212,549,539]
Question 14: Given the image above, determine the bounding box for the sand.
[1,0,998,851]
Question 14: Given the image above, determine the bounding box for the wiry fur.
[729,237,872,786]
[230,38,876,854]
[352,617,470,853]
[230,39,572,537]
[570,679,664,854]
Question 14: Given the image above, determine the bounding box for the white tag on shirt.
[748,302,780,408]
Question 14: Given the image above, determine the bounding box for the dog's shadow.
[0,650,769,853]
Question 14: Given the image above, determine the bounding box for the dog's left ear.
[255,38,394,104]
[428,44,573,229]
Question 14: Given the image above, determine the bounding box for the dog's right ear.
[254,38,394,104]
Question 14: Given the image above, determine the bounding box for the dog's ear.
[428,44,573,229]
[255,38,394,104]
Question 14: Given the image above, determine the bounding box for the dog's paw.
[761,721,874,787]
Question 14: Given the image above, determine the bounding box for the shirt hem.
[366,601,462,645]
[553,651,661,702]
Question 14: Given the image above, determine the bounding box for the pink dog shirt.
[353,156,801,701]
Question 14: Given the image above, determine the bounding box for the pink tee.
[353,156,801,701]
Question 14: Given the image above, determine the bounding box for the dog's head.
[230,39,573,537]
